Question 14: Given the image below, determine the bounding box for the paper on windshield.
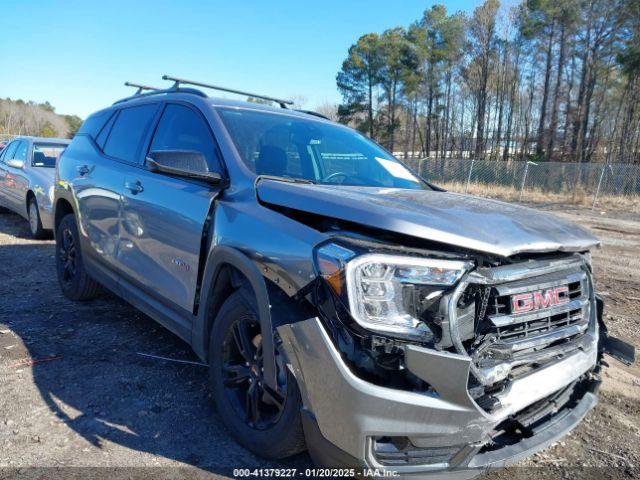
[375,157,416,181]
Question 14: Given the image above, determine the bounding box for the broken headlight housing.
[316,243,472,343]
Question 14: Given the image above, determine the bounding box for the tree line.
[336,0,640,164]
[0,98,82,139]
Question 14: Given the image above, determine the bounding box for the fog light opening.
[372,436,460,467]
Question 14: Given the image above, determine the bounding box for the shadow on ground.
[0,212,311,476]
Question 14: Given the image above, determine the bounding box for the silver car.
[0,136,70,238]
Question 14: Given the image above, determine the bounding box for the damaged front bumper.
[278,317,604,478]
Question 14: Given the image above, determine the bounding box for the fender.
[194,245,279,391]
[52,188,78,235]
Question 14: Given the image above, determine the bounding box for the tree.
[337,33,384,138]
[410,5,466,157]
[378,27,418,151]
[0,98,76,138]
[334,0,640,166]
[64,115,83,138]
[468,0,500,159]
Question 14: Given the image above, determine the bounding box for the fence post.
[592,163,607,210]
[519,162,529,201]
[465,159,475,193]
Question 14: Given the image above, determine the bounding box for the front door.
[0,141,19,210]
[5,140,30,213]
[118,103,223,318]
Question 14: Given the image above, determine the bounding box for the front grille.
[487,278,583,317]
[452,255,595,403]
[495,306,584,342]
[469,265,590,355]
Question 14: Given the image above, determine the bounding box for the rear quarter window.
[77,109,113,138]
[96,112,117,149]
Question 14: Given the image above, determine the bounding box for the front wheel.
[209,288,306,459]
[55,214,101,301]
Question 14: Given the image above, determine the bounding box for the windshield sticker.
[375,157,416,181]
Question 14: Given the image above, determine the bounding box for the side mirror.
[6,159,25,169]
[146,150,222,184]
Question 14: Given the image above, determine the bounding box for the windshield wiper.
[256,175,316,185]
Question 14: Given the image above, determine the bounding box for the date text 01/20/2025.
[232,468,399,477]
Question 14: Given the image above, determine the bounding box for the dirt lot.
[0,204,638,479]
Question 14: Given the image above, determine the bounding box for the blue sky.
[0,0,481,118]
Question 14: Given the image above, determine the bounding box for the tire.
[27,197,48,239]
[209,288,306,459]
[55,213,101,301]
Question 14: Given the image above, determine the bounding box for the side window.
[96,112,117,150]
[149,104,222,172]
[103,104,158,162]
[2,141,19,161]
[77,109,113,137]
[14,141,28,161]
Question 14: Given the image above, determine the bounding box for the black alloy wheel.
[221,316,287,430]
[55,214,101,301]
[209,288,305,459]
[58,227,77,286]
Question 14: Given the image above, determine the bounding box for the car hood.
[256,180,599,257]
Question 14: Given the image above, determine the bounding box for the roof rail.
[113,84,206,105]
[295,109,330,120]
[124,81,161,95]
[162,75,294,109]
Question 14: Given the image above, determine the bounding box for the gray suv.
[54,77,633,478]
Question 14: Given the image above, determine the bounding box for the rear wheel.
[209,288,305,459]
[28,198,48,239]
[56,214,101,301]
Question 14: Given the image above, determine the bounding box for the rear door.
[73,103,159,272]
[118,102,224,318]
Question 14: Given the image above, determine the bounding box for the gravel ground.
[0,205,637,480]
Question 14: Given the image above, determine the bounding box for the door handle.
[77,164,92,176]
[124,181,144,194]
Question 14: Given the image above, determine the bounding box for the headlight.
[316,244,471,342]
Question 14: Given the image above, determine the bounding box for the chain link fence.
[401,157,640,211]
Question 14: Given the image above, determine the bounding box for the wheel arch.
[25,189,35,206]
[24,189,36,218]
[53,197,75,236]
[194,245,279,391]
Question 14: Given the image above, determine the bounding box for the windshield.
[217,108,426,189]
[32,143,67,168]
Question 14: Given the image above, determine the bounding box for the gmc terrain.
[53,76,634,478]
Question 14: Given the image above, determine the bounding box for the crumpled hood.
[256,180,599,257]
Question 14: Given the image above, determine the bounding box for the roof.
[112,88,329,122]
[205,97,329,120]
[12,136,71,144]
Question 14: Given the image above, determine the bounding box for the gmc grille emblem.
[511,286,570,314]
